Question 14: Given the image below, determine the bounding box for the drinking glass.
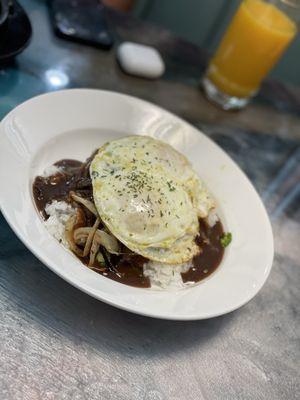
[203,0,299,110]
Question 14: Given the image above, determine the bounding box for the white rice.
[42,165,62,177]
[44,200,75,248]
[206,208,219,227]
[43,200,218,290]
[143,261,192,290]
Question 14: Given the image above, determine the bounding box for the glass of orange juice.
[203,0,299,110]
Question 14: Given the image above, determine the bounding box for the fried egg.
[90,135,215,264]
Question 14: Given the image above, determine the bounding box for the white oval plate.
[0,89,273,320]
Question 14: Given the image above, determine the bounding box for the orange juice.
[207,0,297,98]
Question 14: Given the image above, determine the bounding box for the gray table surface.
[0,1,299,399]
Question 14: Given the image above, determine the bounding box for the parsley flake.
[220,232,232,247]
[167,181,176,191]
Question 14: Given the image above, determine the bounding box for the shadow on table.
[0,213,235,359]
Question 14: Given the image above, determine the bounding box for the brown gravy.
[182,219,224,284]
[33,158,225,289]
[32,159,93,217]
[85,254,150,288]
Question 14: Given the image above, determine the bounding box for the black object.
[0,0,11,42]
[0,0,32,63]
[49,0,114,49]
[0,0,9,32]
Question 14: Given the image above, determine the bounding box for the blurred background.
[106,0,300,86]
